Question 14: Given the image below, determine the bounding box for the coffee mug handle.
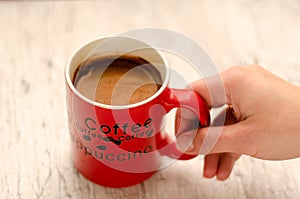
[157,87,210,160]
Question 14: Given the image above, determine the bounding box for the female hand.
[176,65,300,180]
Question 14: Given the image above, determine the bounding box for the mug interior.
[65,37,169,109]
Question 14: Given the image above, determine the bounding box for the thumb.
[176,122,254,155]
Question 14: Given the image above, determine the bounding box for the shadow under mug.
[65,37,210,188]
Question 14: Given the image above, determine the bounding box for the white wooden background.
[1,0,300,198]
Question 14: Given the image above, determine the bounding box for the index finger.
[175,72,227,136]
[175,108,200,136]
[189,73,227,108]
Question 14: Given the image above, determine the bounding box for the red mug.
[65,37,210,187]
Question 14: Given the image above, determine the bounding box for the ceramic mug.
[65,36,210,187]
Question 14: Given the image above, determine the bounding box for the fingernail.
[176,134,195,152]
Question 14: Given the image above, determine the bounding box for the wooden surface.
[1,0,300,198]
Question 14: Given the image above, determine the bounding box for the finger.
[175,108,199,136]
[190,73,227,108]
[191,66,253,109]
[202,108,239,179]
[176,107,245,154]
[198,106,238,154]
[175,74,226,135]
[177,121,253,155]
[175,71,233,137]
[216,153,240,181]
[203,154,220,178]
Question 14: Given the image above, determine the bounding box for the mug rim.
[65,36,170,110]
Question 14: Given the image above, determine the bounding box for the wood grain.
[1,0,300,198]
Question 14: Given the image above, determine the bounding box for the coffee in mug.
[73,55,163,105]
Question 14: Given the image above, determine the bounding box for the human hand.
[175,65,300,180]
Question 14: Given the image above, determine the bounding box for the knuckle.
[248,64,263,69]
[231,65,247,76]
[222,66,248,89]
